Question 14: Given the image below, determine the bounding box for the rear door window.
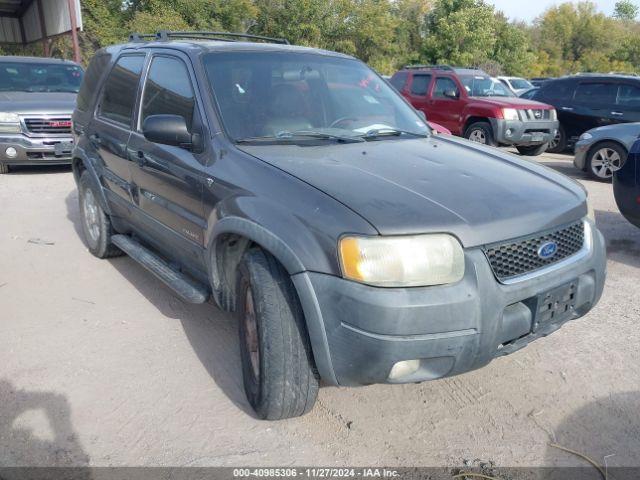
[140,56,196,131]
[99,55,145,126]
[574,82,618,106]
[409,74,431,96]
[433,77,459,99]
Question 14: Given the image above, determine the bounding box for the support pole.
[67,0,81,64]
[36,0,49,57]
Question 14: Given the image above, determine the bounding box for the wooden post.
[36,0,49,57]
[67,0,81,64]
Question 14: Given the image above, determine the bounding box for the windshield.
[202,52,429,142]
[460,75,514,97]
[509,78,533,90]
[0,62,83,93]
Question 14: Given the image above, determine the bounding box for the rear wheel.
[547,125,567,153]
[0,163,9,174]
[464,122,497,147]
[586,142,626,181]
[516,143,548,156]
[236,248,319,420]
[78,171,123,258]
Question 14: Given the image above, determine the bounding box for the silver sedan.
[574,122,640,181]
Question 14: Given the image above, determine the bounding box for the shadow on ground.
[4,165,71,176]
[543,392,640,479]
[0,379,91,475]
[64,191,254,418]
[595,209,640,269]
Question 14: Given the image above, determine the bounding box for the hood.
[0,92,76,115]
[239,136,587,247]
[469,96,552,109]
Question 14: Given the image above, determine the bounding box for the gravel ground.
[0,150,639,469]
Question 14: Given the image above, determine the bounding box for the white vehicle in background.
[497,76,534,96]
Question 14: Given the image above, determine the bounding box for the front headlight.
[502,108,520,121]
[586,196,595,223]
[550,109,557,121]
[339,234,465,287]
[0,112,21,133]
[579,132,593,141]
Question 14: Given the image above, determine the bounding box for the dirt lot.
[1,150,639,469]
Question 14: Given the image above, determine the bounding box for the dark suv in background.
[0,56,83,174]
[72,32,605,420]
[390,66,558,156]
[531,74,640,153]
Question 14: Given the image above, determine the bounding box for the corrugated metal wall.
[0,0,82,44]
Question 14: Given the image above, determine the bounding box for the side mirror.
[142,114,193,149]
[444,89,459,99]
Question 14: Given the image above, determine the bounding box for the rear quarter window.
[539,79,576,101]
[389,72,408,92]
[76,53,111,112]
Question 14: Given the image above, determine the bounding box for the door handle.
[89,133,101,147]
[560,107,574,112]
[135,150,147,167]
[611,111,624,116]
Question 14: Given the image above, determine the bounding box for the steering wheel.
[329,117,358,129]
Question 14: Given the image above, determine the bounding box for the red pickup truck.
[390,65,559,156]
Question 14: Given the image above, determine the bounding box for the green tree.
[423,0,497,66]
[613,0,639,20]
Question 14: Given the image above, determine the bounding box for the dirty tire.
[516,143,548,156]
[547,124,567,153]
[464,121,497,147]
[78,171,122,259]
[0,163,9,174]
[236,247,319,420]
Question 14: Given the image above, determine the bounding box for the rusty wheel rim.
[244,288,260,380]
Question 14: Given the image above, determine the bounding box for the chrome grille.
[23,117,72,134]
[483,222,585,282]
[519,109,551,121]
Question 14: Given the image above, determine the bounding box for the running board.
[111,234,209,304]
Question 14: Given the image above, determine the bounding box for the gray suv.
[72,32,606,420]
[0,56,82,174]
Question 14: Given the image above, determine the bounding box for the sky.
[486,0,624,22]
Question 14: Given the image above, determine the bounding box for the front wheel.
[236,248,319,420]
[464,122,497,147]
[516,143,548,156]
[547,125,567,153]
[586,142,626,181]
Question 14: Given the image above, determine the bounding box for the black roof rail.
[129,33,157,42]
[154,30,289,45]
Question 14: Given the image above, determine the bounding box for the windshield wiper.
[237,130,365,144]
[360,128,429,140]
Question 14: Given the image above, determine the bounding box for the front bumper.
[0,134,73,166]
[573,139,592,170]
[490,118,559,146]
[293,222,606,386]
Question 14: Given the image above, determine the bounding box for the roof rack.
[129,30,289,45]
[404,64,454,71]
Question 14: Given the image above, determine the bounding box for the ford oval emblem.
[538,241,558,260]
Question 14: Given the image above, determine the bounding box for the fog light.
[388,359,420,380]
[506,129,513,137]
[5,147,17,158]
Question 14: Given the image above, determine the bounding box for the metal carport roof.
[0,0,82,63]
